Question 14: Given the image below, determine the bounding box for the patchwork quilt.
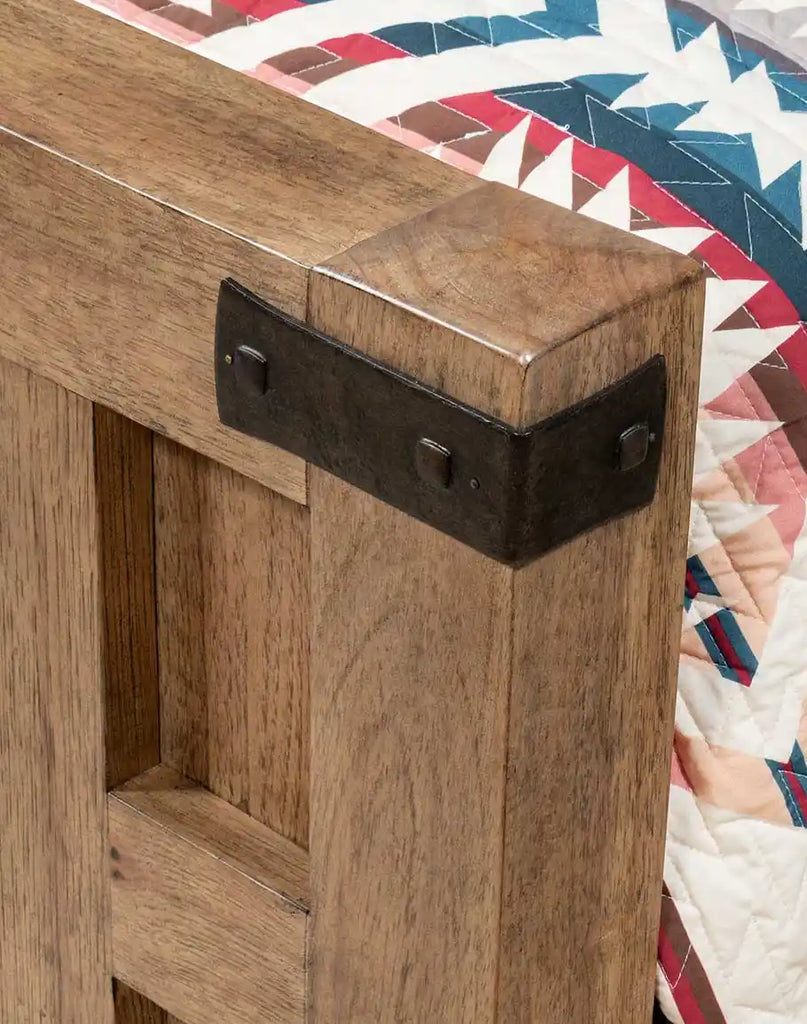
[75,2,807,1021]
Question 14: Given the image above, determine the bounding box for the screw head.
[233,345,269,397]
[617,422,650,472]
[224,353,233,365]
[415,438,452,489]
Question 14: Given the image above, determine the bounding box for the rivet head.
[232,345,268,397]
[415,438,452,489]
[617,422,650,472]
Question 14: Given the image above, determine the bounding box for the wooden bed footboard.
[0,3,704,1023]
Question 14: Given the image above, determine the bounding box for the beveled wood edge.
[311,259,706,424]
[312,183,705,424]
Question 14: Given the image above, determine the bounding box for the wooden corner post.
[3,6,704,1018]
[307,183,704,1024]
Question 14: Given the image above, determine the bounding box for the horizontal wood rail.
[1,3,705,1022]
[109,766,309,1024]
[0,132,308,503]
[0,0,472,504]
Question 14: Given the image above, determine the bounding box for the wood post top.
[320,182,701,366]
[316,182,702,421]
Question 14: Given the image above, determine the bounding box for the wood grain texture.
[314,182,701,423]
[308,222,704,1022]
[0,358,113,1023]
[0,131,306,503]
[96,405,160,790]
[154,438,310,846]
[309,472,512,1024]
[498,280,704,1024]
[0,0,472,264]
[114,982,181,1024]
[114,766,309,906]
[110,767,308,1024]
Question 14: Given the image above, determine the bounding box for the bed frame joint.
[215,278,666,565]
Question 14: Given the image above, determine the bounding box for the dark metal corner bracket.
[215,278,666,566]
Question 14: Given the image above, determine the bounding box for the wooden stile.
[0,358,114,1024]
[308,189,703,1024]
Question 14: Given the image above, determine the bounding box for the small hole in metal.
[470,478,480,490]
[649,432,656,443]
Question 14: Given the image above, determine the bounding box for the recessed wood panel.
[154,437,310,847]
[114,982,182,1024]
[96,405,160,790]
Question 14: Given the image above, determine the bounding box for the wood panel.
[109,766,308,1024]
[0,0,472,265]
[96,405,160,790]
[114,982,182,1024]
[0,357,113,1023]
[307,191,704,1023]
[154,438,310,847]
[0,131,306,503]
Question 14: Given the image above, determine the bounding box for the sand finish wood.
[0,357,113,1024]
[154,438,310,847]
[0,133,307,503]
[308,184,704,1024]
[0,0,473,266]
[0,0,472,506]
[0,4,705,1021]
[109,766,308,1024]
